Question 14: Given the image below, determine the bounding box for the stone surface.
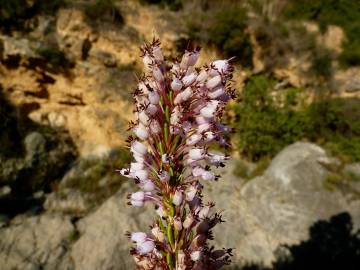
[0,214,75,270]
[70,181,153,270]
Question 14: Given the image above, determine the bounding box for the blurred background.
[0,0,359,269]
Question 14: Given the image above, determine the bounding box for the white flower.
[159,170,170,182]
[143,54,153,69]
[148,91,160,105]
[172,190,183,206]
[212,59,230,73]
[153,66,164,82]
[141,180,155,191]
[198,205,210,219]
[208,87,225,99]
[186,134,202,146]
[137,240,155,255]
[151,226,165,242]
[206,75,222,89]
[190,250,202,261]
[152,46,164,61]
[146,104,158,116]
[182,72,197,86]
[134,169,148,181]
[171,78,183,92]
[196,69,208,83]
[131,141,148,156]
[138,110,150,125]
[185,185,197,201]
[201,171,215,181]
[149,119,161,134]
[130,162,144,172]
[134,123,149,140]
[131,232,148,243]
[183,214,194,229]
[189,148,205,160]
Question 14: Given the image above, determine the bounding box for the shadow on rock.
[234,212,360,270]
[0,85,78,218]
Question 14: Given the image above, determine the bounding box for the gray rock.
[24,132,46,160]
[44,189,91,214]
[0,214,75,270]
[70,181,153,270]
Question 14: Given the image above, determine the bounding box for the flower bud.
[143,54,153,69]
[185,185,197,201]
[131,232,147,243]
[159,170,170,182]
[151,226,165,242]
[134,123,149,140]
[152,46,164,61]
[190,250,202,261]
[186,134,202,146]
[148,91,160,105]
[182,72,197,86]
[198,205,211,219]
[137,240,155,255]
[130,162,144,171]
[134,169,148,181]
[150,119,161,134]
[172,190,183,206]
[146,104,158,116]
[138,110,150,125]
[189,148,205,160]
[131,141,148,155]
[196,69,208,83]
[183,214,194,229]
[208,87,225,99]
[153,66,164,82]
[206,75,222,89]
[171,78,183,92]
[212,59,230,74]
[174,217,182,231]
[201,171,215,181]
[141,180,155,191]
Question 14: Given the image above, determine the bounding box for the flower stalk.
[119,38,235,270]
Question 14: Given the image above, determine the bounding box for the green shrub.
[84,0,124,25]
[36,45,74,73]
[285,0,360,67]
[187,5,253,67]
[233,74,360,162]
[140,0,183,11]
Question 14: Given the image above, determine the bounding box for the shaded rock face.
[1,142,358,270]
[207,142,360,268]
[0,214,75,270]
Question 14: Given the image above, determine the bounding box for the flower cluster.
[119,38,234,270]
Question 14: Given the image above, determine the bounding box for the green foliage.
[285,0,360,67]
[36,45,74,73]
[187,5,253,67]
[63,147,131,204]
[84,0,124,25]
[233,74,360,162]
[140,0,183,11]
[0,0,65,31]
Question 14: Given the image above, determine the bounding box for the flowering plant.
[118,38,235,270]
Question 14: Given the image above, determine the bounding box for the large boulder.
[70,181,153,270]
[0,214,75,270]
[208,142,360,267]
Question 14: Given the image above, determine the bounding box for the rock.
[231,142,359,266]
[24,132,46,159]
[0,214,75,270]
[70,181,153,270]
[333,68,360,94]
[89,48,118,67]
[48,111,67,128]
[0,35,37,59]
[44,189,90,214]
